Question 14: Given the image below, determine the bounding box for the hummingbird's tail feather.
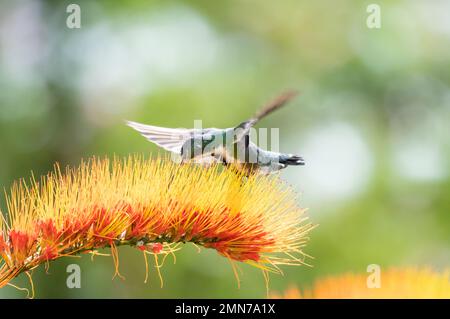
[279,154,305,166]
[234,90,299,142]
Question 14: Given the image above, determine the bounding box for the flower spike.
[0,155,315,291]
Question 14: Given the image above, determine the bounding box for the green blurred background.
[0,0,449,298]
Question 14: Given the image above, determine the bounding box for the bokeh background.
[0,0,449,298]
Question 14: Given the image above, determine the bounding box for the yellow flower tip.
[0,155,314,290]
[271,267,450,299]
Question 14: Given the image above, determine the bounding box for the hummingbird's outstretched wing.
[126,121,198,154]
[234,90,298,142]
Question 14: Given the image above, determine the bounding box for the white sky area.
[0,1,49,121]
[283,122,374,207]
[413,0,450,36]
[393,141,446,181]
[65,6,226,123]
[390,108,449,182]
[349,0,450,74]
[0,1,46,84]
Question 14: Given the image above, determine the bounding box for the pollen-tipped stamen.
[0,155,315,293]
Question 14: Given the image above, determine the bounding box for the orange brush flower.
[271,267,450,299]
[0,155,314,293]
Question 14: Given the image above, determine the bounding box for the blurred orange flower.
[271,267,450,299]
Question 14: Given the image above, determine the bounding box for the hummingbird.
[127,91,304,176]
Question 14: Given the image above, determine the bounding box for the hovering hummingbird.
[127,91,304,176]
